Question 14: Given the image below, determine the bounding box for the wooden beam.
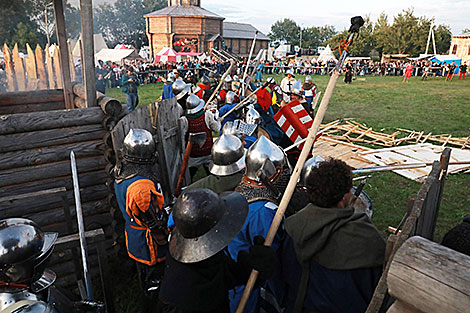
[79,0,97,107]
[52,0,74,109]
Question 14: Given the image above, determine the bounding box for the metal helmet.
[172,80,191,100]
[299,156,326,187]
[224,75,233,83]
[209,134,246,176]
[286,69,295,76]
[245,107,261,125]
[266,77,276,84]
[170,189,248,263]
[226,91,239,104]
[233,75,240,82]
[200,75,210,85]
[0,219,58,284]
[185,94,205,114]
[305,75,312,82]
[10,301,59,313]
[222,120,257,140]
[167,72,176,83]
[245,136,287,181]
[123,129,156,164]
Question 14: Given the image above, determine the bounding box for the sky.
[202,0,470,35]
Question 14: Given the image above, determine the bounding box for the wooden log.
[0,139,105,170]
[0,102,66,115]
[72,83,104,101]
[98,96,122,117]
[0,124,105,153]
[0,156,107,188]
[45,44,56,89]
[41,212,113,235]
[102,115,117,131]
[0,106,105,135]
[0,169,108,198]
[12,44,26,91]
[35,45,48,90]
[0,185,109,218]
[68,41,76,82]
[74,96,86,109]
[387,236,470,313]
[3,44,16,91]
[0,89,64,106]
[25,44,39,91]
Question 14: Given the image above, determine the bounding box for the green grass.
[107,74,470,312]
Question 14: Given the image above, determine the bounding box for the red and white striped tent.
[153,47,181,64]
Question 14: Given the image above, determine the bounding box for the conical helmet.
[209,134,246,176]
[245,136,287,181]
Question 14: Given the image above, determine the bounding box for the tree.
[268,19,301,46]
[10,22,40,48]
[0,0,37,46]
[327,17,375,57]
[301,25,336,48]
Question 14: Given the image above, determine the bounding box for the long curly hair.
[305,158,353,208]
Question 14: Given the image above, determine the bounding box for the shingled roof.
[144,5,223,19]
[223,22,269,41]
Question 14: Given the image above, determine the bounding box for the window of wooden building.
[452,45,458,54]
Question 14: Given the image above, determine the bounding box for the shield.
[274,101,313,149]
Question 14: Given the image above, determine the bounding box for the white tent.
[153,48,181,64]
[72,33,108,58]
[317,45,337,63]
[95,49,143,63]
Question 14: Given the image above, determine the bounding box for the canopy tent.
[95,48,143,63]
[408,54,435,61]
[430,55,461,73]
[154,47,181,64]
[316,45,337,63]
[72,33,108,58]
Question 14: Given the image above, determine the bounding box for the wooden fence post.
[25,44,39,91]
[3,44,16,92]
[46,44,56,89]
[79,0,97,107]
[35,45,48,90]
[12,44,26,91]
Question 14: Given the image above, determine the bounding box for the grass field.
[107,74,470,312]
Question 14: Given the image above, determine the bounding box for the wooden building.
[450,32,470,64]
[145,0,269,59]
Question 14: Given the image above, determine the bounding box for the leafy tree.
[0,0,36,46]
[10,22,40,47]
[268,18,301,46]
[327,17,375,56]
[301,25,336,48]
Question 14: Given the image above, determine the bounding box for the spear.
[234,16,365,313]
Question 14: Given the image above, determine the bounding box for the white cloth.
[280,77,297,102]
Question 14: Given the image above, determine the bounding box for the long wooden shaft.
[242,32,258,96]
[205,60,235,108]
[235,70,341,313]
[220,85,263,122]
[175,142,193,197]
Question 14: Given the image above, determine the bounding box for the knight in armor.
[172,80,191,111]
[228,136,292,313]
[218,75,233,104]
[280,69,297,103]
[0,218,103,313]
[302,75,317,114]
[281,158,385,313]
[243,106,263,148]
[184,71,198,86]
[184,94,221,179]
[219,91,241,130]
[195,75,211,101]
[159,189,276,313]
[114,129,169,313]
[162,72,176,100]
[185,134,245,194]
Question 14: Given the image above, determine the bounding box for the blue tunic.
[162,83,175,100]
[219,103,239,131]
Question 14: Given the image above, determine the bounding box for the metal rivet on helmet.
[209,134,246,176]
[123,129,156,164]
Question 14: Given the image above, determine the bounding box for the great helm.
[225,91,239,105]
[170,189,248,263]
[299,155,325,187]
[209,134,246,176]
[185,94,205,114]
[123,129,156,164]
[0,219,58,285]
[245,136,287,181]
[200,75,210,85]
[172,80,191,100]
[166,72,176,83]
[245,107,261,125]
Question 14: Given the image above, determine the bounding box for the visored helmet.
[172,80,191,100]
[170,189,248,263]
[123,129,156,164]
[222,120,257,140]
[0,219,58,285]
[209,134,246,176]
[185,94,205,114]
[266,77,276,84]
[245,136,287,182]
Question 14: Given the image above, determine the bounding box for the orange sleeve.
[126,179,164,225]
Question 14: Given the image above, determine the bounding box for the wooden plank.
[35,45,48,90]
[53,45,63,89]
[387,236,470,313]
[0,106,105,135]
[0,187,66,203]
[68,41,76,82]
[0,139,105,170]
[79,0,97,107]
[46,44,56,89]
[24,44,39,91]
[0,89,64,105]
[3,44,16,91]
[386,300,425,313]
[52,0,74,109]
[12,44,26,91]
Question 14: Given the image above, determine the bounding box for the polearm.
[204,59,236,109]
[234,16,365,313]
[241,31,259,96]
[70,151,94,300]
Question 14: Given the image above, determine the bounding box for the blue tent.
[430,55,461,73]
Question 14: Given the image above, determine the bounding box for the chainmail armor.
[114,161,161,184]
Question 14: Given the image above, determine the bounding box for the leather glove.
[237,236,276,283]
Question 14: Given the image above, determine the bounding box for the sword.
[70,151,94,300]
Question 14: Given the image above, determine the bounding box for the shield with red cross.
[274,100,313,149]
